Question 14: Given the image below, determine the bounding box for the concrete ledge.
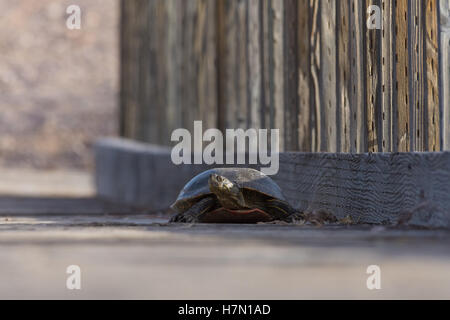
[95,138,450,227]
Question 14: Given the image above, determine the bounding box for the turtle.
[169,167,302,223]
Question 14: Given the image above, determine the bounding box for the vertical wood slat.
[219,0,249,130]
[338,0,351,153]
[310,0,321,152]
[120,0,151,141]
[320,0,337,152]
[409,0,426,151]
[271,0,285,151]
[145,0,167,144]
[425,0,440,151]
[283,0,299,151]
[121,0,448,153]
[366,0,381,152]
[165,0,182,138]
[380,0,395,152]
[247,0,262,130]
[216,0,226,132]
[442,0,450,150]
[349,0,366,152]
[236,0,248,129]
[297,0,312,152]
[260,0,272,131]
[220,0,238,130]
[196,0,218,130]
[179,0,196,135]
[395,0,410,152]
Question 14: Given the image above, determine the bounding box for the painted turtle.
[169,168,300,223]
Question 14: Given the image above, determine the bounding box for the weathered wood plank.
[320,0,337,152]
[310,0,321,152]
[271,0,284,150]
[442,0,450,150]
[261,0,272,130]
[95,138,450,228]
[220,0,238,130]
[216,0,226,131]
[380,0,395,152]
[165,0,183,136]
[195,0,218,130]
[276,151,450,227]
[120,0,151,141]
[297,0,312,152]
[337,0,351,153]
[349,0,366,152]
[395,0,410,151]
[236,0,248,129]
[247,0,262,129]
[409,0,426,151]
[283,0,299,151]
[425,0,441,151]
[366,0,381,152]
[179,0,198,135]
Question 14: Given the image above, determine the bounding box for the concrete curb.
[95,138,450,227]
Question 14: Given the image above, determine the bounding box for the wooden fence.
[120,0,450,153]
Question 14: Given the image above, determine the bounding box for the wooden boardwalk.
[1,197,450,299]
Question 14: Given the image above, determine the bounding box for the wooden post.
[284,0,299,151]
[380,0,395,152]
[338,0,351,153]
[409,0,426,151]
[395,0,410,152]
[297,0,312,152]
[425,0,440,151]
[271,0,285,151]
[441,0,450,150]
[349,0,366,153]
[320,0,337,152]
[366,0,382,152]
[247,0,262,130]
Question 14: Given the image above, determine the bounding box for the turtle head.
[208,174,246,209]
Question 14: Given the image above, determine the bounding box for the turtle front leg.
[169,197,217,223]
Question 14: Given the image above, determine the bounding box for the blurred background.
[0,0,118,170]
[0,0,118,195]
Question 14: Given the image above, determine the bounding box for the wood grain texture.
[410,0,426,151]
[236,0,249,129]
[219,0,238,129]
[261,0,272,130]
[119,0,449,154]
[349,0,366,152]
[165,0,182,137]
[297,0,312,152]
[247,0,262,129]
[310,0,321,152]
[120,0,150,140]
[275,151,450,227]
[196,0,218,130]
[366,0,381,152]
[271,0,285,150]
[283,0,299,151]
[380,0,395,152]
[395,0,410,151]
[338,0,351,153]
[442,0,450,150]
[96,138,450,228]
[320,0,337,152]
[425,0,441,151]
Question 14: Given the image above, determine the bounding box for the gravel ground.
[0,0,118,170]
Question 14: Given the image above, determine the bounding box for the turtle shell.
[171,167,286,212]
